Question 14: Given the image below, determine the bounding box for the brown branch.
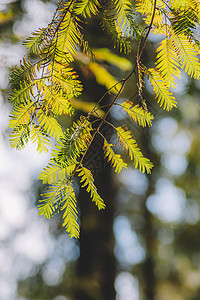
[125,0,157,82]
[69,81,126,179]
[70,0,157,179]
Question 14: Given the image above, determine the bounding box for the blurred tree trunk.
[73,166,116,300]
[70,13,118,299]
[140,201,156,300]
[138,127,158,300]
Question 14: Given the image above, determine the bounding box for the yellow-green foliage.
[78,166,105,210]
[8,0,200,237]
[39,180,79,238]
[61,183,79,238]
[155,38,181,88]
[121,101,154,126]
[103,139,127,174]
[75,0,101,18]
[171,33,200,79]
[116,126,153,174]
[39,163,76,184]
[146,68,177,111]
[38,180,68,219]
[30,125,51,153]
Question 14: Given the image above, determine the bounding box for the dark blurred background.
[1,1,200,300]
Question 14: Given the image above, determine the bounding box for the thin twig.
[70,0,157,178]
[125,0,157,82]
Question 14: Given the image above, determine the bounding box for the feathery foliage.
[39,162,76,184]
[78,166,105,209]
[51,116,93,165]
[8,0,200,237]
[39,180,79,237]
[75,0,101,18]
[171,33,200,79]
[30,125,51,153]
[121,101,154,126]
[155,38,181,88]
[146,68,177,111]
[61,182,79,238]
[116,126,153,174]
[38,180,68,220]
[102,10,132,53]
[103,139,127,174]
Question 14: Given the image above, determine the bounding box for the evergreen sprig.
[8,0,200,237]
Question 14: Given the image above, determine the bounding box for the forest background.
[1,0,200,300]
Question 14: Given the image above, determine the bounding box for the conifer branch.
[8,0,200,237]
